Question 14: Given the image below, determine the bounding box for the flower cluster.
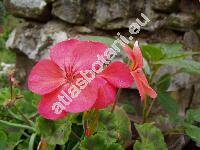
[28,39,133,120]
[28,39,157,120]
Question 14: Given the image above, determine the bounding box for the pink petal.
[92,77,116,109]
[124,45,135,62]
[50,39,108,72]
[131,69,157,101]
[40,81,98,113]
[50,39,81,70]
[100,61,133,88]
[28,59,66,95]
[133,41,143,69]
[123,41,143,70]
[71,41,108,71]
[38,90,68,120]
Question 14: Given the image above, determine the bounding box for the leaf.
[134,139,155,150]
[185,124,200,144]
[186,109,200,124]
[157,91,178,116]
[36,117,72,145]
[79,36,115,47]
[121,104,136,114]
[0,124,24,150]
[134,123,167,150]
[37,138,55,150]
[157,74,171,91]
[155,59,200,75]
[83,109,99,137]
[0,87,20,105]
[151,43,183,52]
[80,134,123,150]
[0,130,7,150]
[141,45,164,62]
[149,43,197,60]
[15,90,39,117]
[97,107,132,146]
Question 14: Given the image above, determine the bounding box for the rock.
[165,13,199,31]
[180,0,200,16]
[94,0,130,30]
[129,0,145,17]
[152,0,178,13]
[6,20,70,85]
[183,30,200,51]
[52,0,86,24]
[0,62,14,75]
[73,26,92,34]
[3,0,51,21]
[6,20,69,61]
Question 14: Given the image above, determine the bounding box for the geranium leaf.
[157,74,171,91]
[157,91,178,116]
[97,107,132,146]
[134,123,167,150]
[80,134,123,150]
[185,124,200,144]
[36,117,71,145]
[155,59,200,75]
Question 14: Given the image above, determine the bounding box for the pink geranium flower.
[28,39,133,120]
[124,41,157,101]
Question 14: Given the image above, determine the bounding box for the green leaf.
[0,130,7,150]
[36,117,72,145]
[97,107,132,146]
[185,124,200,144]
[0,87,20,105]
[134,139,155,150]
[121,104,136,114]
[79,36,115,47]
[80,134,123,150]
[0,124,24,150]
[151,43,182,52]
[149,43,197,59]
[141,45,164,62]
[157,92,178,116]
[155,59,200,75]
[157,74,171,91]
[134,123,167,150]
[186,109,200,124]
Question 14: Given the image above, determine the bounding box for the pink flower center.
[64,66,77,83]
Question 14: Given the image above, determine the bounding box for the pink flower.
[28,39,133,120]
[124,41,157,101]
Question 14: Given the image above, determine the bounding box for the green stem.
[71,130,81,141]
[29,133,37,150]
[145,100,155,119]
[0,119,36,132]
[8,110,24,122]
[111,88,122,113]
[13,105,34,127]
[142,97,148,123]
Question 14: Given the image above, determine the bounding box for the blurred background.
[0,0,200,149]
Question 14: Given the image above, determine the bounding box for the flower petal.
[50,39,81,70]
[41,81,98,113]
[50,39,108,72]
[38,91,68,120]
[123,41,143,70]
[100,61,133,88]
[131,69,157,101]
[72,40,108,71]
[92,77,116,109]
[28,59,66,95]
[133,41,143,69]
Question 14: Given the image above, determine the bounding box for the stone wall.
[3,0,200,112]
